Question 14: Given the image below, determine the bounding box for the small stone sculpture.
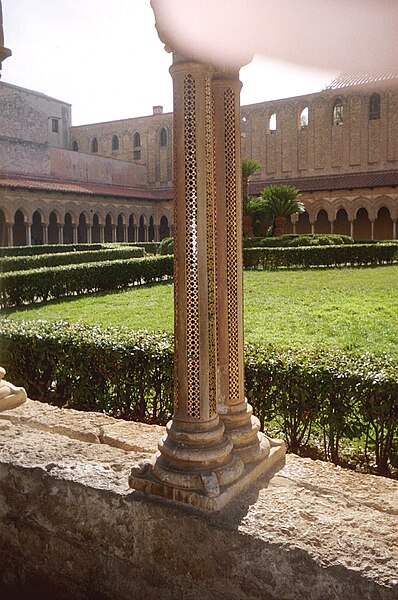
[0,366,27,411]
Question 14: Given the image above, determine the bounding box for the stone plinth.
[0,400,397,600]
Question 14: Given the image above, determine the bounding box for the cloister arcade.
[0,193,172,247]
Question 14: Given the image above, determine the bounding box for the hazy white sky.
[2,0,338,126]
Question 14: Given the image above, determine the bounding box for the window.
[133,132,141,160]
[72,140,79,151]
[160,128,167,147]
[51,118,59,133]
[91,137,98,153]
[333,100,344,125]
[111,135,119,151]
[299,107,309,129]
[369,93,380,120]
[268,112,277,132]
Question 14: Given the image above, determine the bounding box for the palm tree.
[242,159,262,200]
[242,159,262,236]
[259,184,305,236]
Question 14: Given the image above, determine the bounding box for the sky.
[1,0,339,126]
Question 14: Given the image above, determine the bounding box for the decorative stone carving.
[0,367,27,412]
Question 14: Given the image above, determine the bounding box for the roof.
[325,73,398,90]
[249,171,398,195]
[0,174,173,201]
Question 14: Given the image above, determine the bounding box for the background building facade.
[1,73,397,246]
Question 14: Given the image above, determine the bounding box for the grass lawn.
[2,265,398,357]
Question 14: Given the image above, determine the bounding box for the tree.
[259,184,305,236]
[242,159,261,200]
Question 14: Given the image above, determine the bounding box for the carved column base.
[0,367,27,412]
[129,415,285,512]
[218,401,283,464]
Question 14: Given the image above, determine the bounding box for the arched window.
[299,107,309,129]
[91,137,98,153]
[332,100,343,125]
[72,140,79,151]
[160,128,167,147]
[133,132,141,160]
[111,135,119,151]
[369,93,381,120]
[268,112,277,132]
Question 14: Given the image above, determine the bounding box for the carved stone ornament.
[0,367,27,412]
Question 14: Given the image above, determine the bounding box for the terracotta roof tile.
[0,174,173,201]
[249,171,398,195]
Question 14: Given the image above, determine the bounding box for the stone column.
[99,226,105,244]
[72,225,78,244]
[122,224,127,243]
[26,222,32,246]
[111,224,116,243]
[330,220,335,234]
[42,224,48,244]
[393,219,396,240]
[87,225,92,244]
[6,223,13,247]
[350,220,354,238]
[154,225,160,242]
[58,225,63,245]
[370,220,375,241]
[212,69,269,464]
[130,54,244,507]
[311,222,315,234]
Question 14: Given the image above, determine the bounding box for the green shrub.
[0,319,396,474]
[243,243,398,270]
[158,237,174,255]
[0,255,173,308]
[0,246,145,273]
[0,243,104,258]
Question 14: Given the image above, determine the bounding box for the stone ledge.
[0,400,397,599]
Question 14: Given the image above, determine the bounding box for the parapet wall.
[0,400,396,600]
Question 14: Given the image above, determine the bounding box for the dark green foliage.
[0,246,145,273]
[0,255,173,308]
[0,320,396,474]
[0,243,103,258]
[243,243,398,270]
[158,237,174,255]
[244,234,354,247]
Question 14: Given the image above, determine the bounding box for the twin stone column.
[130,53,283,510]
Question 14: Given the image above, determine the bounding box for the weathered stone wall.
[0,400,396,600]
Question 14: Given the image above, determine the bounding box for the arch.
[91,137,98,153]
[48,211,59,244]
[314,209,330,234]
[116,214,125,242]
[299,106,309,129]
[13,210,27,246]
[159,128,168,147]
[92,213,101,243]
[128,214,136,242]
[332,99,344,125]
[32,210,44,245]
[374,206,393,240]
[0,209,8,246]
[353,207,371,240]
[295,211,311,234]
[369,93,381,121]
[334,208,351,236]
[104,213,113,243]
[159,215,170,240]
[72,140,79,151]
[78,212,88,244]
[111,135,119,151]
[63,212,74,244]
[268,112,277,132]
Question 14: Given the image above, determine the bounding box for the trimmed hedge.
[0,320,396,474]
[0,246,145,273]
[0,255,173,308]
[244,234,354,248]
[0,243,103,258]
[243,243,398,270]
